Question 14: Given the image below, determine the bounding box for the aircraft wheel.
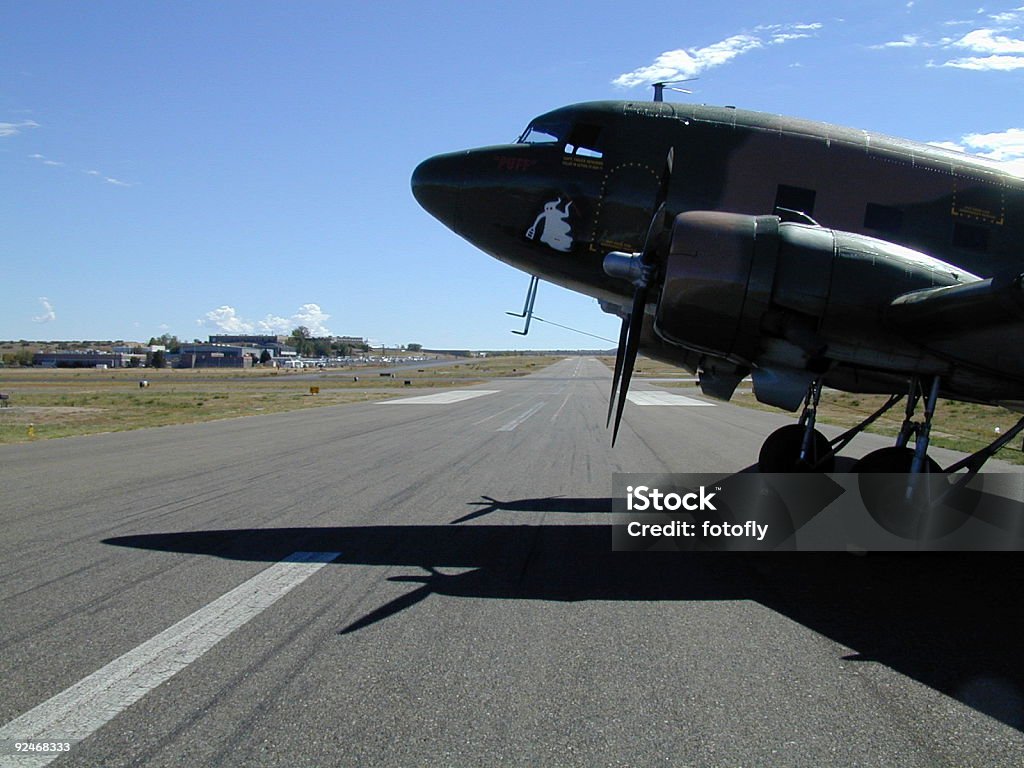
[758,424,835,473]
[853,447,969,540]
[852,446,939,474]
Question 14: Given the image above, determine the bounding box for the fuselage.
[412,100,1024,406]
[414,100,1024,305]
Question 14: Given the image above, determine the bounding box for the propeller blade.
[606,315,630,427]
[655,147,674,209]
[611,283,649,445]
[640,202,666,262]
[608,146,674,445]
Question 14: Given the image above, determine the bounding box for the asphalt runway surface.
[2,357,1023,766]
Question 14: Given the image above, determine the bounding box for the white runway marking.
[0,551,339,768]
[550,390,573,423]
[625,391,715,407]
[377,390,499,405]
[497,402,546,431]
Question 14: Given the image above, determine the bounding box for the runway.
[1,357,1023,766]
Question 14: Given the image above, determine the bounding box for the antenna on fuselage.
[652,79,696,102]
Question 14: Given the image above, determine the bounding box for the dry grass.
[598,355,1024,465]
[0,356,560,443]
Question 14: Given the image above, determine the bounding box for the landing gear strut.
[852,376,942,475]
[757,373,1024,484]
[758,379,834,472]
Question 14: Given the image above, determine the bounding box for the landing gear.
[848,375,1024,538]
[758,379,835,472]
[852,376,942,475]
[754,371,1024,539]
[757,372,1024,484]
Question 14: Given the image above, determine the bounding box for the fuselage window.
[564,123,604,158]
[864,203,904,233]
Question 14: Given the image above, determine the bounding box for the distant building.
[179,344,258,369]
[334,336,366,347]
[207,335,295,358]
[209,334,285,345]
[34,351,131,368]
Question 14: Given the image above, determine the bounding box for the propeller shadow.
[104,516,1024,731]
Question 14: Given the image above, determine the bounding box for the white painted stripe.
[377,390,499,405]
[550,391,573,423]
[625,391,715,407]
[0,551,339,768]
[472,398,530,426]
[497,402,546,431]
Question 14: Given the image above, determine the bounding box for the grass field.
[601,356,1024,466]
[0,356,559,444]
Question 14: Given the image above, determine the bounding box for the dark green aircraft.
[412,99,1024,476]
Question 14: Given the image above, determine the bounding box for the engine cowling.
[654,211,975,368]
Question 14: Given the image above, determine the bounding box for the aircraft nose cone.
[411,151,466,231]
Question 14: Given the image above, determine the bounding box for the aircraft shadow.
[104,516,1024,732]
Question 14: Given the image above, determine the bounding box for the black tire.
[758,424,835,473]
[853,447,969,540]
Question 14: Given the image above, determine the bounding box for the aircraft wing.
[886,272,1024,386]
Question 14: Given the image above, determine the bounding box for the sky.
[3,1,1023,349]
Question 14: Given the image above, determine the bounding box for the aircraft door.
[595,161,667,254]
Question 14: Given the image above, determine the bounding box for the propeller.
[605,147,674,445]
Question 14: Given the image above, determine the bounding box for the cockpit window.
[516,120,564,144]
[516,117,604,159]
[565,122,603,158]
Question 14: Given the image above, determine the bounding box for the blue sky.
[3,1,1023,349]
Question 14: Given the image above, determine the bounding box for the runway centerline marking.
[625,391,715,407]
[377,390,499,405]
[497,402,546,431]
[0,551,339,768]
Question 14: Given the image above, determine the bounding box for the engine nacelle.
[655,211,975,367]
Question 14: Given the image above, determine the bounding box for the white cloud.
[288,303,332,336]
[32,297,56,324]
[931,128,1024,175]
[960,127,1024,159]
[0,120,39,138]
[952,28,1024,52]
[612,23,821,88]
[29,152,63,167]
[201,306,254,334]
[928,140,967,152]
[879,7,1024,68]
[989,7,1024,25]
[940,53,1024,69]
[29,152,136,186]
[871,34,923,49]
[934,11,1024,69]
[199,303,334,336]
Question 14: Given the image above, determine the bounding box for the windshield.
[516,118,567,144]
